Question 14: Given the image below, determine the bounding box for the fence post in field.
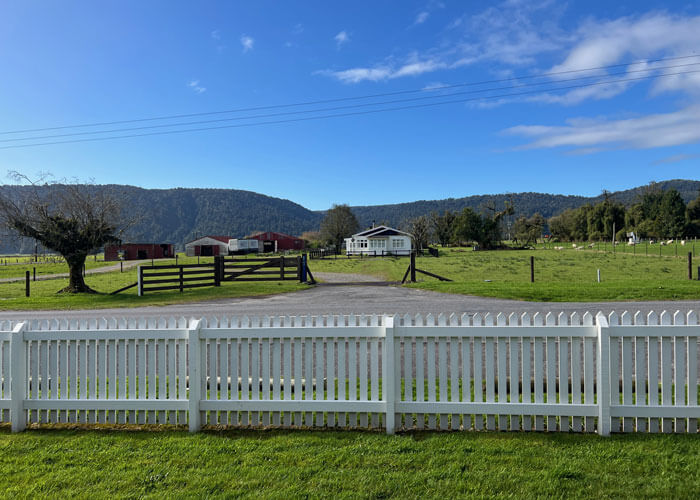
[188,319,203,432]
[297,256,302,282]
[10,321,27,432]
[280,256,285,280]
[410,252,416,282]
[179,266,184,292]
[25,271,30,297]
[383,315,396,435]
[137,265,143,296]
[530,256,535,283]
[596,313,611,436]
[689,252,693,280]
[214,256,222,286]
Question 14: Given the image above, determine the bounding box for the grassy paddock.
[310,247,700,301]
[0,257,113,279]
[0,262,306,311]
[0,428,698,498]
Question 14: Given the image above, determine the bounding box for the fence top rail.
[25,329,189,341]
[140,263,216,270]
[1,310,698,332]
[224,256,297,264]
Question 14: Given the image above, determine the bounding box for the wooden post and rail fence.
[130,255,315,296]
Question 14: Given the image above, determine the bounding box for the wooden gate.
[221,255,311,282]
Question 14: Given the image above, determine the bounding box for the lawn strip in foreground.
[0,428,698,498]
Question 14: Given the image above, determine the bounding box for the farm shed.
[185,236,231,257]
[345,226,412,256]
[104,243,174,261]
[247,231,305,252]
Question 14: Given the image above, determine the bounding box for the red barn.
[104,243,174,261]
[247,231,305,252]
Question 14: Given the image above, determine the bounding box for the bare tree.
[0,173,132,293]
[319,204,360,251]
[404,215,432,252]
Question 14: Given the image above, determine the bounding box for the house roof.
[246,231,301,241]
[185,235,232,245]
[351,226,412,238]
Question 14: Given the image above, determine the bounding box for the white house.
[344,226,413,256]
[627,232,640,245]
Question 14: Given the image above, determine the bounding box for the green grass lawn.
[0,259,307,311]
[310,247,700,301]
[0,428,698,498]
[0,256,114,279]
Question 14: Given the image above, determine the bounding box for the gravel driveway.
[0,281,697,321]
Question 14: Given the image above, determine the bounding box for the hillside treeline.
[549,187,700,241]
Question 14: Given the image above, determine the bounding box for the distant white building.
[345,226,413,256]
[228,238,260,254]
[185,236,231,257]
[627,232,640,245]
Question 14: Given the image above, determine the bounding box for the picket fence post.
[383,315,396,435]
[10,321,27,432]
[596,313,611,436]
[188,319,203,432]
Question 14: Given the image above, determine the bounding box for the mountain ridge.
[1,179,698,252]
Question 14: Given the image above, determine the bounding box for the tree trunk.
[59,254,97,293]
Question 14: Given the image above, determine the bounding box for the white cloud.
[551,14,700,74]
[187,80,206,94]
[240,35,254,52]
[504,105,700,152]
[321,0,567,83]
[652,153,699,165]
[292,23,304,35]
[322,57,447,84]
[211,30,220,40]
[414,11,429,25]
[334,30,349,47]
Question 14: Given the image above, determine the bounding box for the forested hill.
[0,179,698,253]
[345,179,700,228]
[0,185,323,253]
[117,186,322,243]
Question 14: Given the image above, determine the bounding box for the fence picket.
[450,337,459,431]
[5,309,700,437]
[461,337,472,431]
[438,337,448,430]
[660,311,673,434]
[415,337,424,430]
[688,311,698,433]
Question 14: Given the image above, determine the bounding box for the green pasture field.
[538,238,699,258]
[310,247,700,301]
[0,259,306,311]
[0,255,114,279]
[0,428,698,498]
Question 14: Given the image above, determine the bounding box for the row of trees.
[403,202,522,250]
[549,187,700,241]
[314,202,543,251]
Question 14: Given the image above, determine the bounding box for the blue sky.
[1,1,700,210]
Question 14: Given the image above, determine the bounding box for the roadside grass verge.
[0,428,698,498]
[310,247,700,301]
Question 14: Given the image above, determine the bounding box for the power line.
[2,61,699,144]
[2,68,699,151]
[0,53,698,136]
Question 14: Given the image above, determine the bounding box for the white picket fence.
[0,310,699,435]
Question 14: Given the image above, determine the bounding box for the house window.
[393,239,404,248]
